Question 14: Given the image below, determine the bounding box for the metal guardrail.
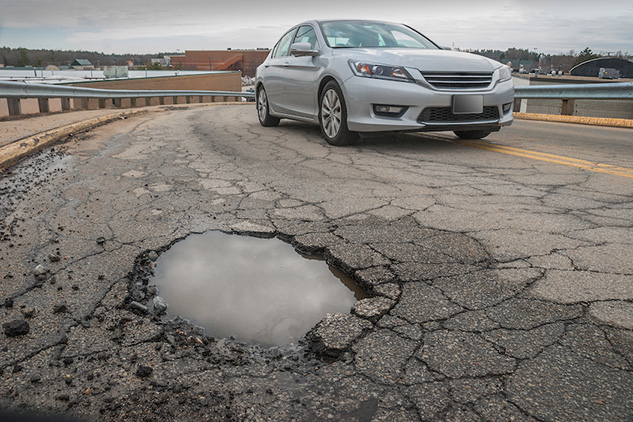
[2,80,631,117]
[0,80,254,99]
[0,80,255,116]
[514,82,632,117]
[514,82,633,100]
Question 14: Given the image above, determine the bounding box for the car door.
[262,28,297,115]
[277,25,322,120]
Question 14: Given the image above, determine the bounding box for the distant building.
[71,59,94,70]
[171,50,270,77]
[104,66,129,79]
[570,58,633,78]
[507,59,535,72]
[151,57,171,67]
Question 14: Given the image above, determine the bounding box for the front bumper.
[341,76,514,133]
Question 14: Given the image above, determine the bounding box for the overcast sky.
[1,0,632,55]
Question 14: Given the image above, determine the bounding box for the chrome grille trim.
[420,72,493,90]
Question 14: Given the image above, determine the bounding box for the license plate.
[452,95,483,114]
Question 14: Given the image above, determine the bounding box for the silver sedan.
[256,20,514,146]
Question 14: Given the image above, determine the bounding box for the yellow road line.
[456,139,633,179]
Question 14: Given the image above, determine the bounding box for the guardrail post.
[7,98,22,116]
[186,96,192,104]
[223,96,228,102]
[98,99,106,109]
[61,98,71,111]
[211,96,216,102]
[38,98,50,113]
[114,98,122,108]
[172,96,179,104]
[198,96,204,103]
[561,99,575,116]
[145,98,151,106]
[130,98,137,108]
[159,97,165,105]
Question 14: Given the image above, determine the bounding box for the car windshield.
[320,21,439,49]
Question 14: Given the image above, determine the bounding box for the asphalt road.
[1,105,632,421]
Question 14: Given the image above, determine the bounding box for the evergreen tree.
[573,47,601,67]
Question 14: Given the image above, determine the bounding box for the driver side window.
[272,30,296,58]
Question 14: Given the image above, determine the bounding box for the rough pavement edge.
[0,102,253,172]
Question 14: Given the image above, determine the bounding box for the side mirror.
[290,42,319,57]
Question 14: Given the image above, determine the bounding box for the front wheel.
[257,87,280,127]
[319,81,358,146]
[454,130,492,140]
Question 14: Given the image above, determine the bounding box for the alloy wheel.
[321,89,342,138]
[257,90,268,122]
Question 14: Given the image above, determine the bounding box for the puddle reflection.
[151,231,367,347]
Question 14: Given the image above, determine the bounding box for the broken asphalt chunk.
[3,319,30,337]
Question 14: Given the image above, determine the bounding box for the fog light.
[503,102,513,114]
[374,104,407,117]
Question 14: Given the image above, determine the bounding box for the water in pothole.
[151,231,368,347]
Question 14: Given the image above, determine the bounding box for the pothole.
[146,231,368,347]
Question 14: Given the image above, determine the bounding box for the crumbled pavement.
[1,107,632,421]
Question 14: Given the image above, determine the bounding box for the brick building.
[171,50,270,77]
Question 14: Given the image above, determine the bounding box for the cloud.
[1,0,631,54]
[412,9,633,54]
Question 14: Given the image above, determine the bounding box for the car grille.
[420,72,493,89]
[418,106,499,123]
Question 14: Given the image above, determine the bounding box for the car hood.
[337,48,500,73]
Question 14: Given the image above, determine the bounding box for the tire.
[454,130,492,140]
[319,81,358,146]
[256,87,280,127]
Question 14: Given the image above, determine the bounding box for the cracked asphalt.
[1,105,632,421]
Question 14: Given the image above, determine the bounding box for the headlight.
[497,65,512,82]
[349,61,414,82]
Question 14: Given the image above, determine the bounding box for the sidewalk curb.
[514,112,633,128]
[0,102,253,173]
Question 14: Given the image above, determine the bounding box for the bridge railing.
[0,80,255,116]
[514,82,633,116]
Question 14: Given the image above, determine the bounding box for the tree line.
[2,46,629,71]
[469,47,630,72]
[0,47,176,68]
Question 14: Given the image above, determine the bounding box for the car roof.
[297,19,405,27]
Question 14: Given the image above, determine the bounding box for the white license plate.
[452,95,484,114]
